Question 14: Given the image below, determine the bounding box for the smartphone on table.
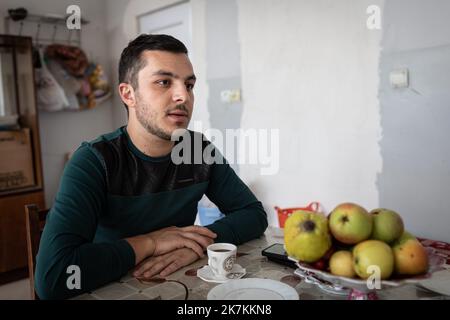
[261,243,297,269]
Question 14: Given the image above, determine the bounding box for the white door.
[138,1,192,53]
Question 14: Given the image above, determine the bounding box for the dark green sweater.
[35,127,268,299]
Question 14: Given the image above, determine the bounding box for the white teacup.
[207,243,237,278]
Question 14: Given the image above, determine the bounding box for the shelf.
[5,13,89,27]
[4,10,90,47]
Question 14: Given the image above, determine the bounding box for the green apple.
[329,203,373,245]
[370,208,404,243]
[353,240,394,280]
[394,230,416,242]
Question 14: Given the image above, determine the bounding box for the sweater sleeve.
[204,150,268,244]
[35,145,135,300]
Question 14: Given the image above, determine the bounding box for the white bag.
[35,48,69,112]
[46,58,81,111]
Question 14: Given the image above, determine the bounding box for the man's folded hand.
[133,247,199,278]
[147,225,217,258]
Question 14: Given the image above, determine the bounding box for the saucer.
[197,264,246,283]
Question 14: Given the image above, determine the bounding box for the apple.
[370,208,404,243]
[396,230,416,241]
[391,232,429,275]
[329,203,373,245]
[284,210,332,263]
[322,246,336,261]
[353,240,394,280]
[329,251,356,278]
[312,259,327,271]
[311,247,335,270]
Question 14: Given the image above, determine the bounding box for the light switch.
[389,68,409,89]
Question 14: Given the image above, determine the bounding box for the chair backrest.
[24,204,49,300]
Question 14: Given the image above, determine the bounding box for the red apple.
[329,203,373,245]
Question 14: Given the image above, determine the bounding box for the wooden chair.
[24,204,50,300]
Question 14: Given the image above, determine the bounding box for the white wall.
[237,0,384,226]
[0,0,115,206]
[382,0,450,53]
[378,0,450,242]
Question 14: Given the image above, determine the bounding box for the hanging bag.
[34,47,69,112]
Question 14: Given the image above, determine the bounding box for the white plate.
[207,278,299,300]
[197,264,246,283]
[419,270,450,296]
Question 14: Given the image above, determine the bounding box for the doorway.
[138,1,192,53]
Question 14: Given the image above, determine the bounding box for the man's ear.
[118,83,136,109]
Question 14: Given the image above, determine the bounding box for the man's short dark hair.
[118,34,188,113]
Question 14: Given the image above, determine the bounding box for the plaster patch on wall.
[237,0,384,225]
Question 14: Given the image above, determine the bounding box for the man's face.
[133,50,196,140]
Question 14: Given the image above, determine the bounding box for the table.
[72,227,450,300]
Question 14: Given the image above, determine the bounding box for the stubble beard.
[135,99,173,141]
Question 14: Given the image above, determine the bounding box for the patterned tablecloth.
[72,227,450,300]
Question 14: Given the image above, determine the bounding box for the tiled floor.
[0,279,31,300]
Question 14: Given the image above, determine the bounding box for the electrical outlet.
[220,89,241,103]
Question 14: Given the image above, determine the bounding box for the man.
[35,34,268,299]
